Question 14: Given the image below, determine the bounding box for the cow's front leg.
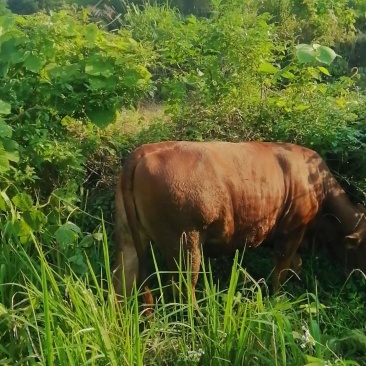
[272,228,306,292]
[185,231,203,307]
[163,230,203,308]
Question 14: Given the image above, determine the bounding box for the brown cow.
[112,141,366,305]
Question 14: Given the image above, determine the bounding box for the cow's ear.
[345,233,361,249]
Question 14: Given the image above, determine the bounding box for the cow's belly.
[203,222,273,257]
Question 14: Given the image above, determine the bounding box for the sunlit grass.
[108,102,170,137]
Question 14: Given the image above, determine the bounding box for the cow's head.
[344,204,366,248]
[339,203,366,274]
[317,205,366,275]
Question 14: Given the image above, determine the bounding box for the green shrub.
[123,1,274,109]
[0,10,154,193]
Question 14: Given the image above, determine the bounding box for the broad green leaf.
[307,67,320,80]
[64,221,82,235]
[23,210,47,232]
[55,222,81,249]
[273,300,293,311]
[60,115,75,126]
[68,253,86,266]
[258,63,279,74]
[304,355,325,365]
[295,44,316,63]
[0,62,9,78]
[104,76,118,89]
[24,54,45,73]
[0,100,11,115]
[62,64,80,79]
[86,108,118,128]
[52,187,80,205]
[0,39,17,63]
[279,70,295,79]
[0,120,12,138]
[258,18,269,29]
[0,148,9,172]
[19,233,32,245]
[12,193,33,211]
[336,97,346,108]
[0,15,15,36]
[84,23,99,43]
[88,77,107,90]
[93,232,103,241]
[40,38,55,58]
[10,50,26,64]
[315,45,338,65]
[45,64,62,78]
[68,253,87,275]
[79,235,94,248]
[276,100,286,107]
[88,76,120,90]
[85,59,113,77]
[4,149,19,163]
[294,104,310,111]
[129,65,151,80]
[3,139,19,162]
[186,14,197,24]
[0,193,5,211]
[317,66,331,76]
[13,218,33,237]
[48,64,79,80]
[124,68,145,87]
[44,63,58,72]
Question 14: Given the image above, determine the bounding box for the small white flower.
[300,325,315,349]
[179,347,205,363]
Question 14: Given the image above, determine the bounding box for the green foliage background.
[1,0,366,364]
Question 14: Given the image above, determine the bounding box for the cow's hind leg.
[136,233,155,312]
[273,228,306,293]
[112,230,153,311]
[112,241,138,298]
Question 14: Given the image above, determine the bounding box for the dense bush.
[0,10,153,194]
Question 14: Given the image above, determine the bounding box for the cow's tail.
[119,151,154,309]
[120,152,145,259]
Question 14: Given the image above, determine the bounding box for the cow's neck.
[324,176,363,235]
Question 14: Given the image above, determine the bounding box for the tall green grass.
[1,233,364,365]
[0,204,365,365]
